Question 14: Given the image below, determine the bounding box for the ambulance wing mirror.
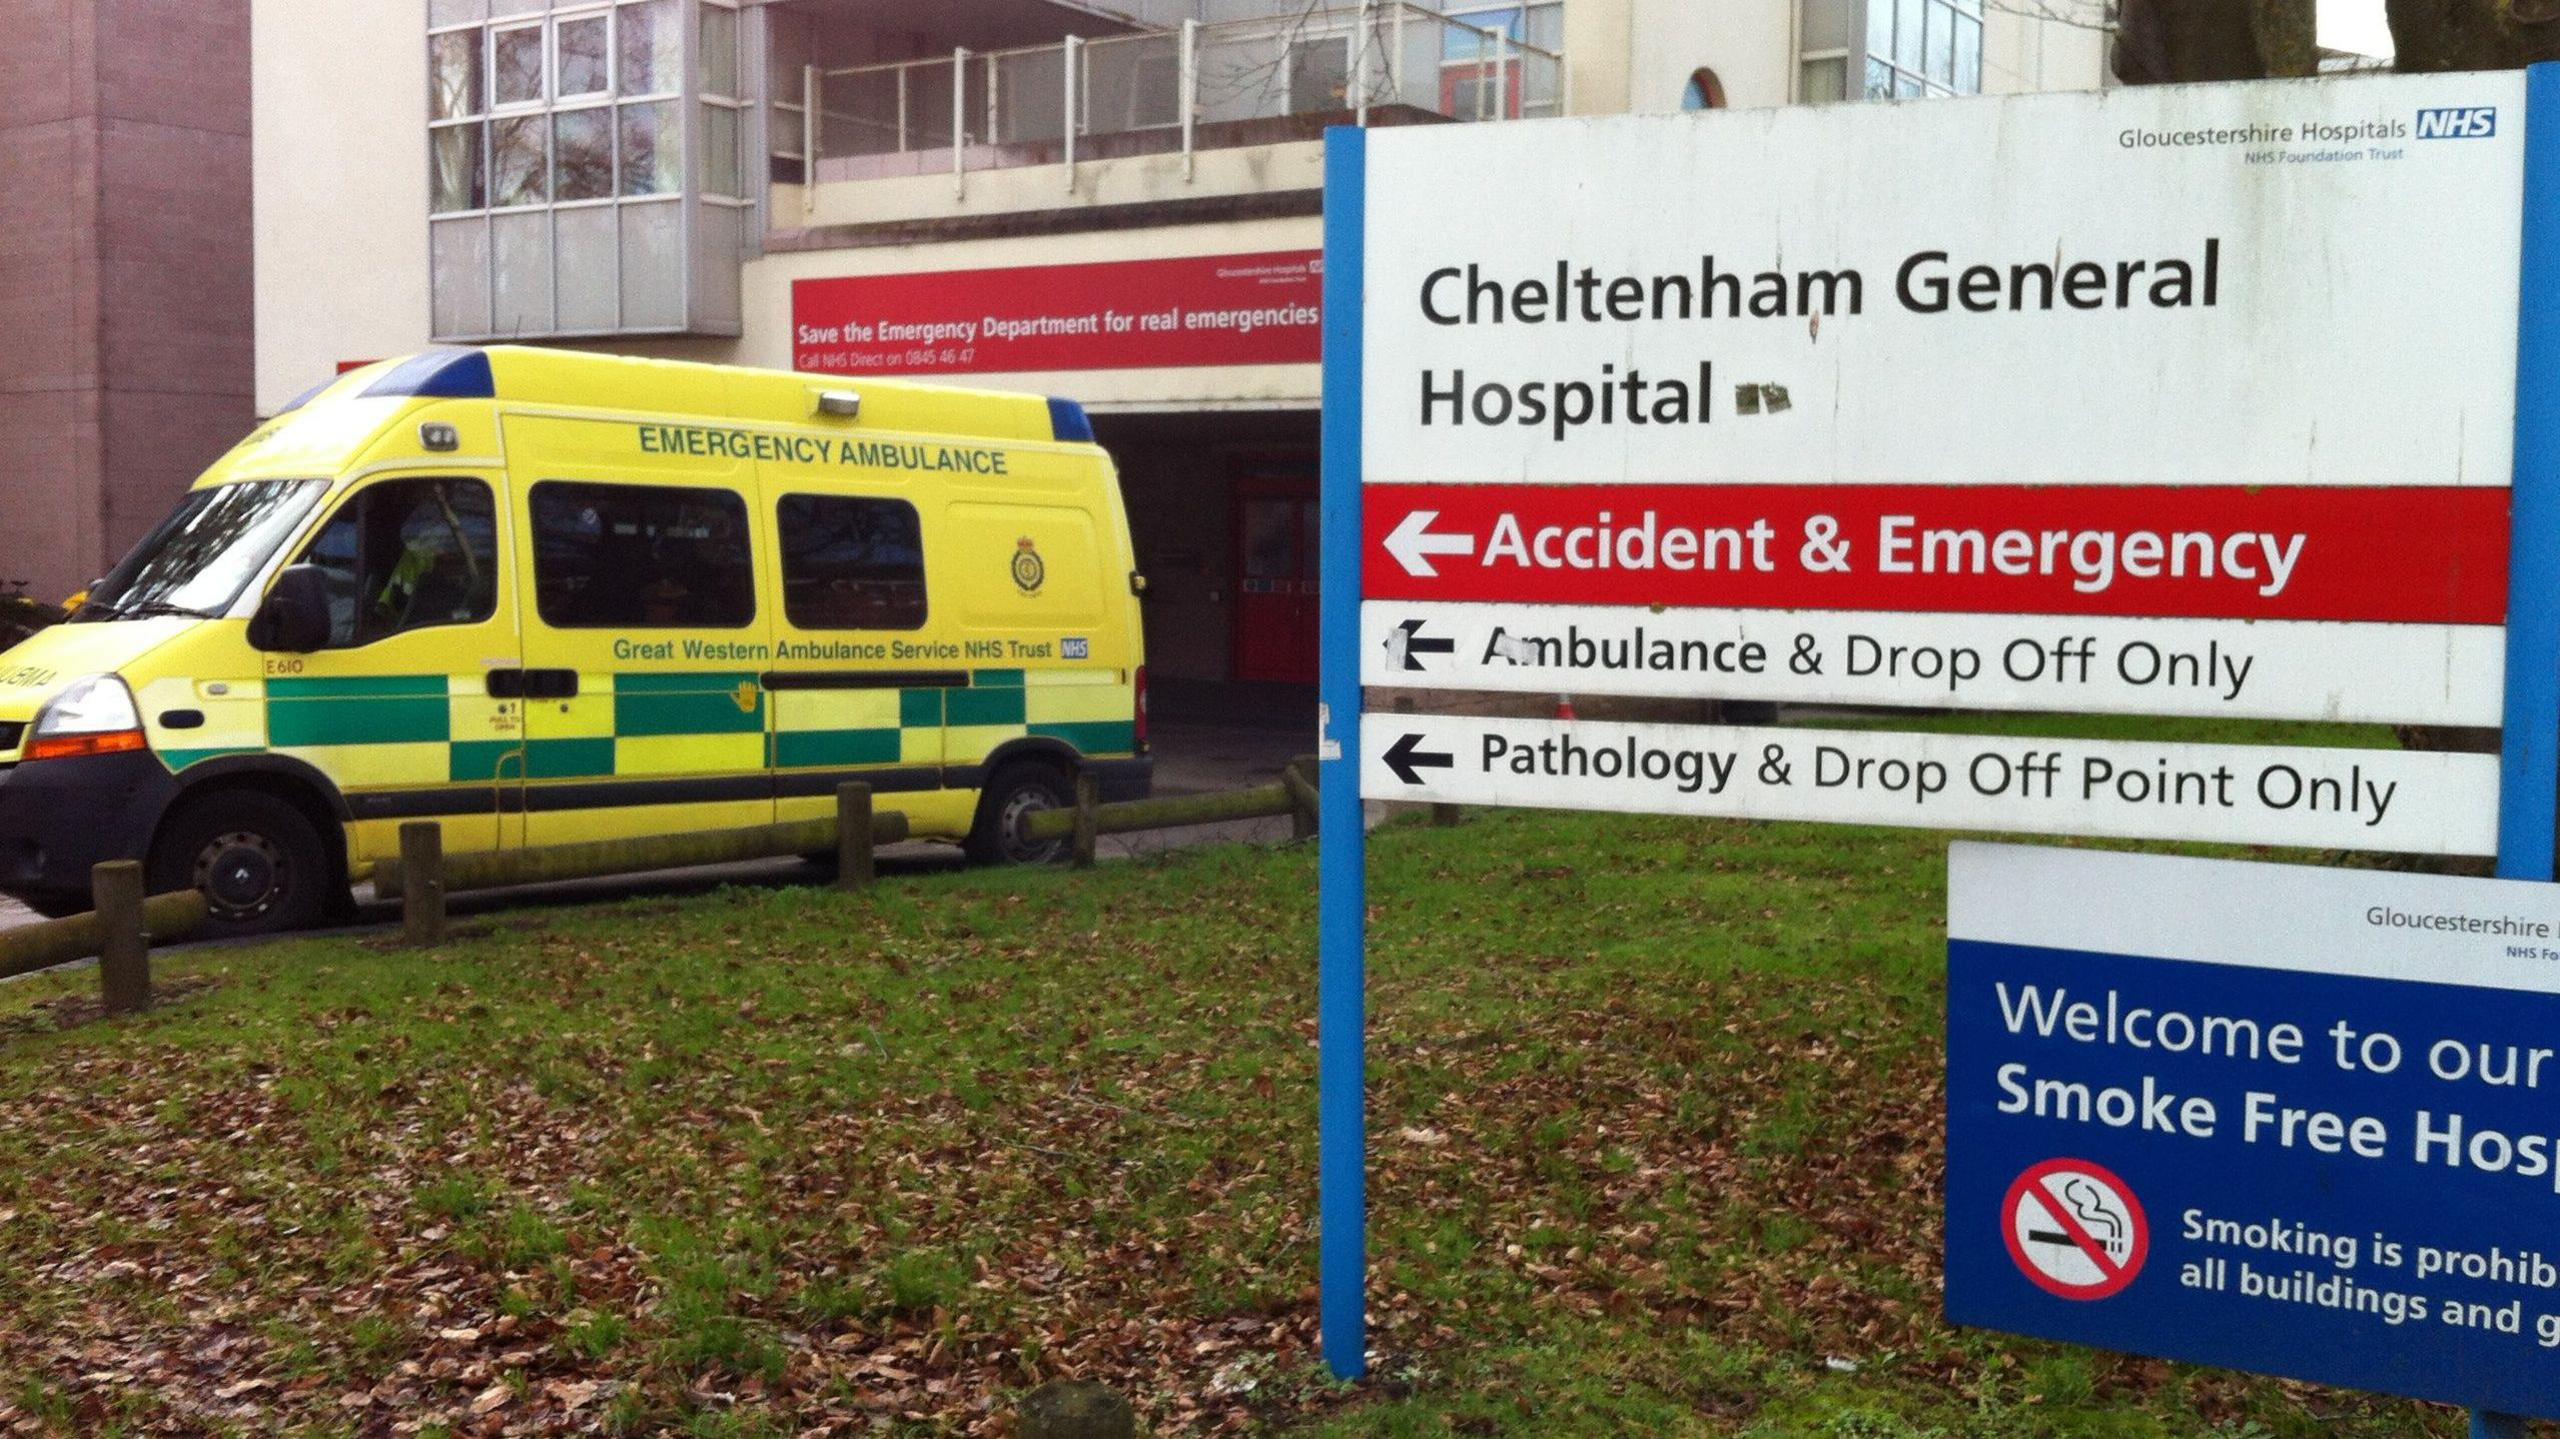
[248,565,332,653]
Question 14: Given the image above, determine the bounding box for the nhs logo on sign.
[2415,106,2498,139]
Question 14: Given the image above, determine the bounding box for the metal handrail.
[793,0,1563,204]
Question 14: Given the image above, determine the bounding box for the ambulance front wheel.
[965,762,1073,866]
[148,791,332,937]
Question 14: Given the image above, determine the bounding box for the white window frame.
[553,6,616,102]
[697,0,748,202]
[429,0,755,342]
[1835,0,1981,102]
[428,18,490,216]
[489,16,551,111]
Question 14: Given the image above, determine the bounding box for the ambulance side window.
[776,494,926,631]
[295,478,500,648]
[529,481,756,628]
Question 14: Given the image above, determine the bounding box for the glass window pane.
[618,0,679,94]
[432,217,491,337]
[1800,55,1848,103]
[702,103,741,195]
[1524,2,1563,51]
[694,199,741,325]
[1893,0,1924,69]
[429,0,486,25]
[492,23,545,106]
[431,30,483,120]
[431,123,486,212]
[1955,13,1982,92]
[1442,6,1521,60]
[1800,0,1853,54]
[493,210,552,334]
[1893,69,1923,98]
[554,106,613,199]
[699,4,740,96]
[1926,0,1956,85]
[618,99,680,195]
[1242,499,1299,580]
[491,113,547,205]
[297,480,500,648]
[1867,0,1894,59]
[558,13,609,97]
[1864,56,1894,99]
[555,204,618,329]
[778,496,926,631]
[530,482,756,628]
[620,202,683,328]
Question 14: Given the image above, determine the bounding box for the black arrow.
[1382,732,1454,786]
[1395,619,1455,672]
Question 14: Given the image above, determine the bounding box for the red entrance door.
[1233,475,1320,684]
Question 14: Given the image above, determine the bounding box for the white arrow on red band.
[1383,510,1475,578]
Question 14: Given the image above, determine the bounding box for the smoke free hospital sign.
[1947,844,2560,1416]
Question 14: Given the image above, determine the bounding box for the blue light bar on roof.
[273,376,336,415]
[1047,396,1095,443]
[362,349,496,401]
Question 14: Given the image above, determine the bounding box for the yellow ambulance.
[0,347,1150,935]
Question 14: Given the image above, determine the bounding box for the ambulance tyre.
[965,762,1073,866]
[149,791,331,937]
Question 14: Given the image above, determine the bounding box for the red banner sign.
[791,250,1323,376]
[1362,484,2510,624]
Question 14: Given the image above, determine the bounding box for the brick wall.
[0,0,252,603]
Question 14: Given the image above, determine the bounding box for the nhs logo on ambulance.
[2415,106,2498,139]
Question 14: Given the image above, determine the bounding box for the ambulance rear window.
[529,481,756,628]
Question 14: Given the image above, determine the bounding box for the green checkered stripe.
[161,669,1138,782]
[774,667,1139,771]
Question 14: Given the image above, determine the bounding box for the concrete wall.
[1,0,255,602]
[1981,3,2111,97]
[248,0,2109,417]
[252,0,428,415]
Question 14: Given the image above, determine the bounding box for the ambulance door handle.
[488,668,579,700]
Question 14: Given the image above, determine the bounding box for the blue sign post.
[1317,124,1371,1383]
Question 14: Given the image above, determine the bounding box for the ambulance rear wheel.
[965,763,1072,866]
[149,792,330,937]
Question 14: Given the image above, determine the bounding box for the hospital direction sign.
[1340,70,2529,850]
[1357,74,2522,489]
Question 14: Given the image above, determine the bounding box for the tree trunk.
[2115,0,2316,82]
[2385,0,2560,71]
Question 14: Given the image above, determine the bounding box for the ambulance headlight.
[23,675,147,762]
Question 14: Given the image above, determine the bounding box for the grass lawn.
[0,737,2515,1436]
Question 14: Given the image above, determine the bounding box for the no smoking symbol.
[2002,1158,2149,1301]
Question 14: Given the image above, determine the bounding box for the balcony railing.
[780,1,1563,202]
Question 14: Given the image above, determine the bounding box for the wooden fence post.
[400,822,446,947]
[93,860,148,1015]
[1285,757,1320,840]
[1072,771,1100,869]
[837,781,875,890]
